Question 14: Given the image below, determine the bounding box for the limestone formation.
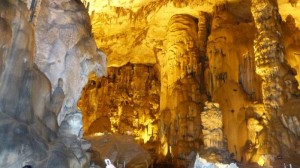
[246,118,263,145]
[0,0,104,167]
[77,0,300,166]
[50,78,65,116]
[78,63,160,143]
[204,4,259,163]
[158,14,207,167]
[86,134,151,168]
[3,0,300,167]
[250,0,300,165]
[35,0,106,126]
[201,102,224,150]
[281,114,300,137]
[239,52,260,100]
[189,154,238,168]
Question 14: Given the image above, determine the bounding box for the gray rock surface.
[0,0,105,167]
[35,0,106,125]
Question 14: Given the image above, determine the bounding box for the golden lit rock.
[77,0,300,167]
[201,102,225,149]
[4,0,300,167]
[78,64,160,142]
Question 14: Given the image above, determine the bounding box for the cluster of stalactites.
[163,14,201,87]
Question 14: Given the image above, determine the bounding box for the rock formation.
[250,0,300,164]
[0,0,105,167]
[35,0,106,125]
[201,102,225,150]
[3,0,300,167]
[204,3,257,163]
[189,154,238,168]
[158,14,207,167]
[78,0,300,166]
[82,0,300,165]
[79,63,160,144]
[86,134,151,168]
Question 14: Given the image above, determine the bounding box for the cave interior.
[1,0,300,167]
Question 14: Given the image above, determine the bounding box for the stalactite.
[240,52,256,98]
[79,64,160,140]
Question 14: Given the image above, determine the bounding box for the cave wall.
[2,0,297,166]
[0,0,106,167]
[205,4,262,162]
[79,64,160,143]
[81,0,300,166]
[35,0,106,125]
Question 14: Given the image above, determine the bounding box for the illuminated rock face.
[158,14,208,167]
[85,0,300,67]
[79,64,160,142]
[251,0,299,109]
[79,0,300,166]
[251,0,284,159]
[162,14,201,87]
[201,102,224,149]
[249,0,300,165]
[204,4,260,162]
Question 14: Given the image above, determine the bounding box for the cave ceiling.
[84,0,300,67]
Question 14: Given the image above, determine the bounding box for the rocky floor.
[86,134,152,168]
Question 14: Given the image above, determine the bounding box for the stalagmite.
[201,102,225,149]
[158,14,207,167]
[251,0,300,165]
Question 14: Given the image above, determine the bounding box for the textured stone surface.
[0,0,104,167]
[79,0,300,166]
[189,154,238,168]
[79,1,300,166]
[35,0,106,125]
[84,0,300,68]
[3,0,300,167]
[79,63,160,143]
[200,5,256,162]
[158,14,207,167]
[201,102,224,149]
[250,0,299,165]
[86,134,151,168]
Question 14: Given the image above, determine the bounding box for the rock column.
[159,14,206,166]
[251,0,299,162]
